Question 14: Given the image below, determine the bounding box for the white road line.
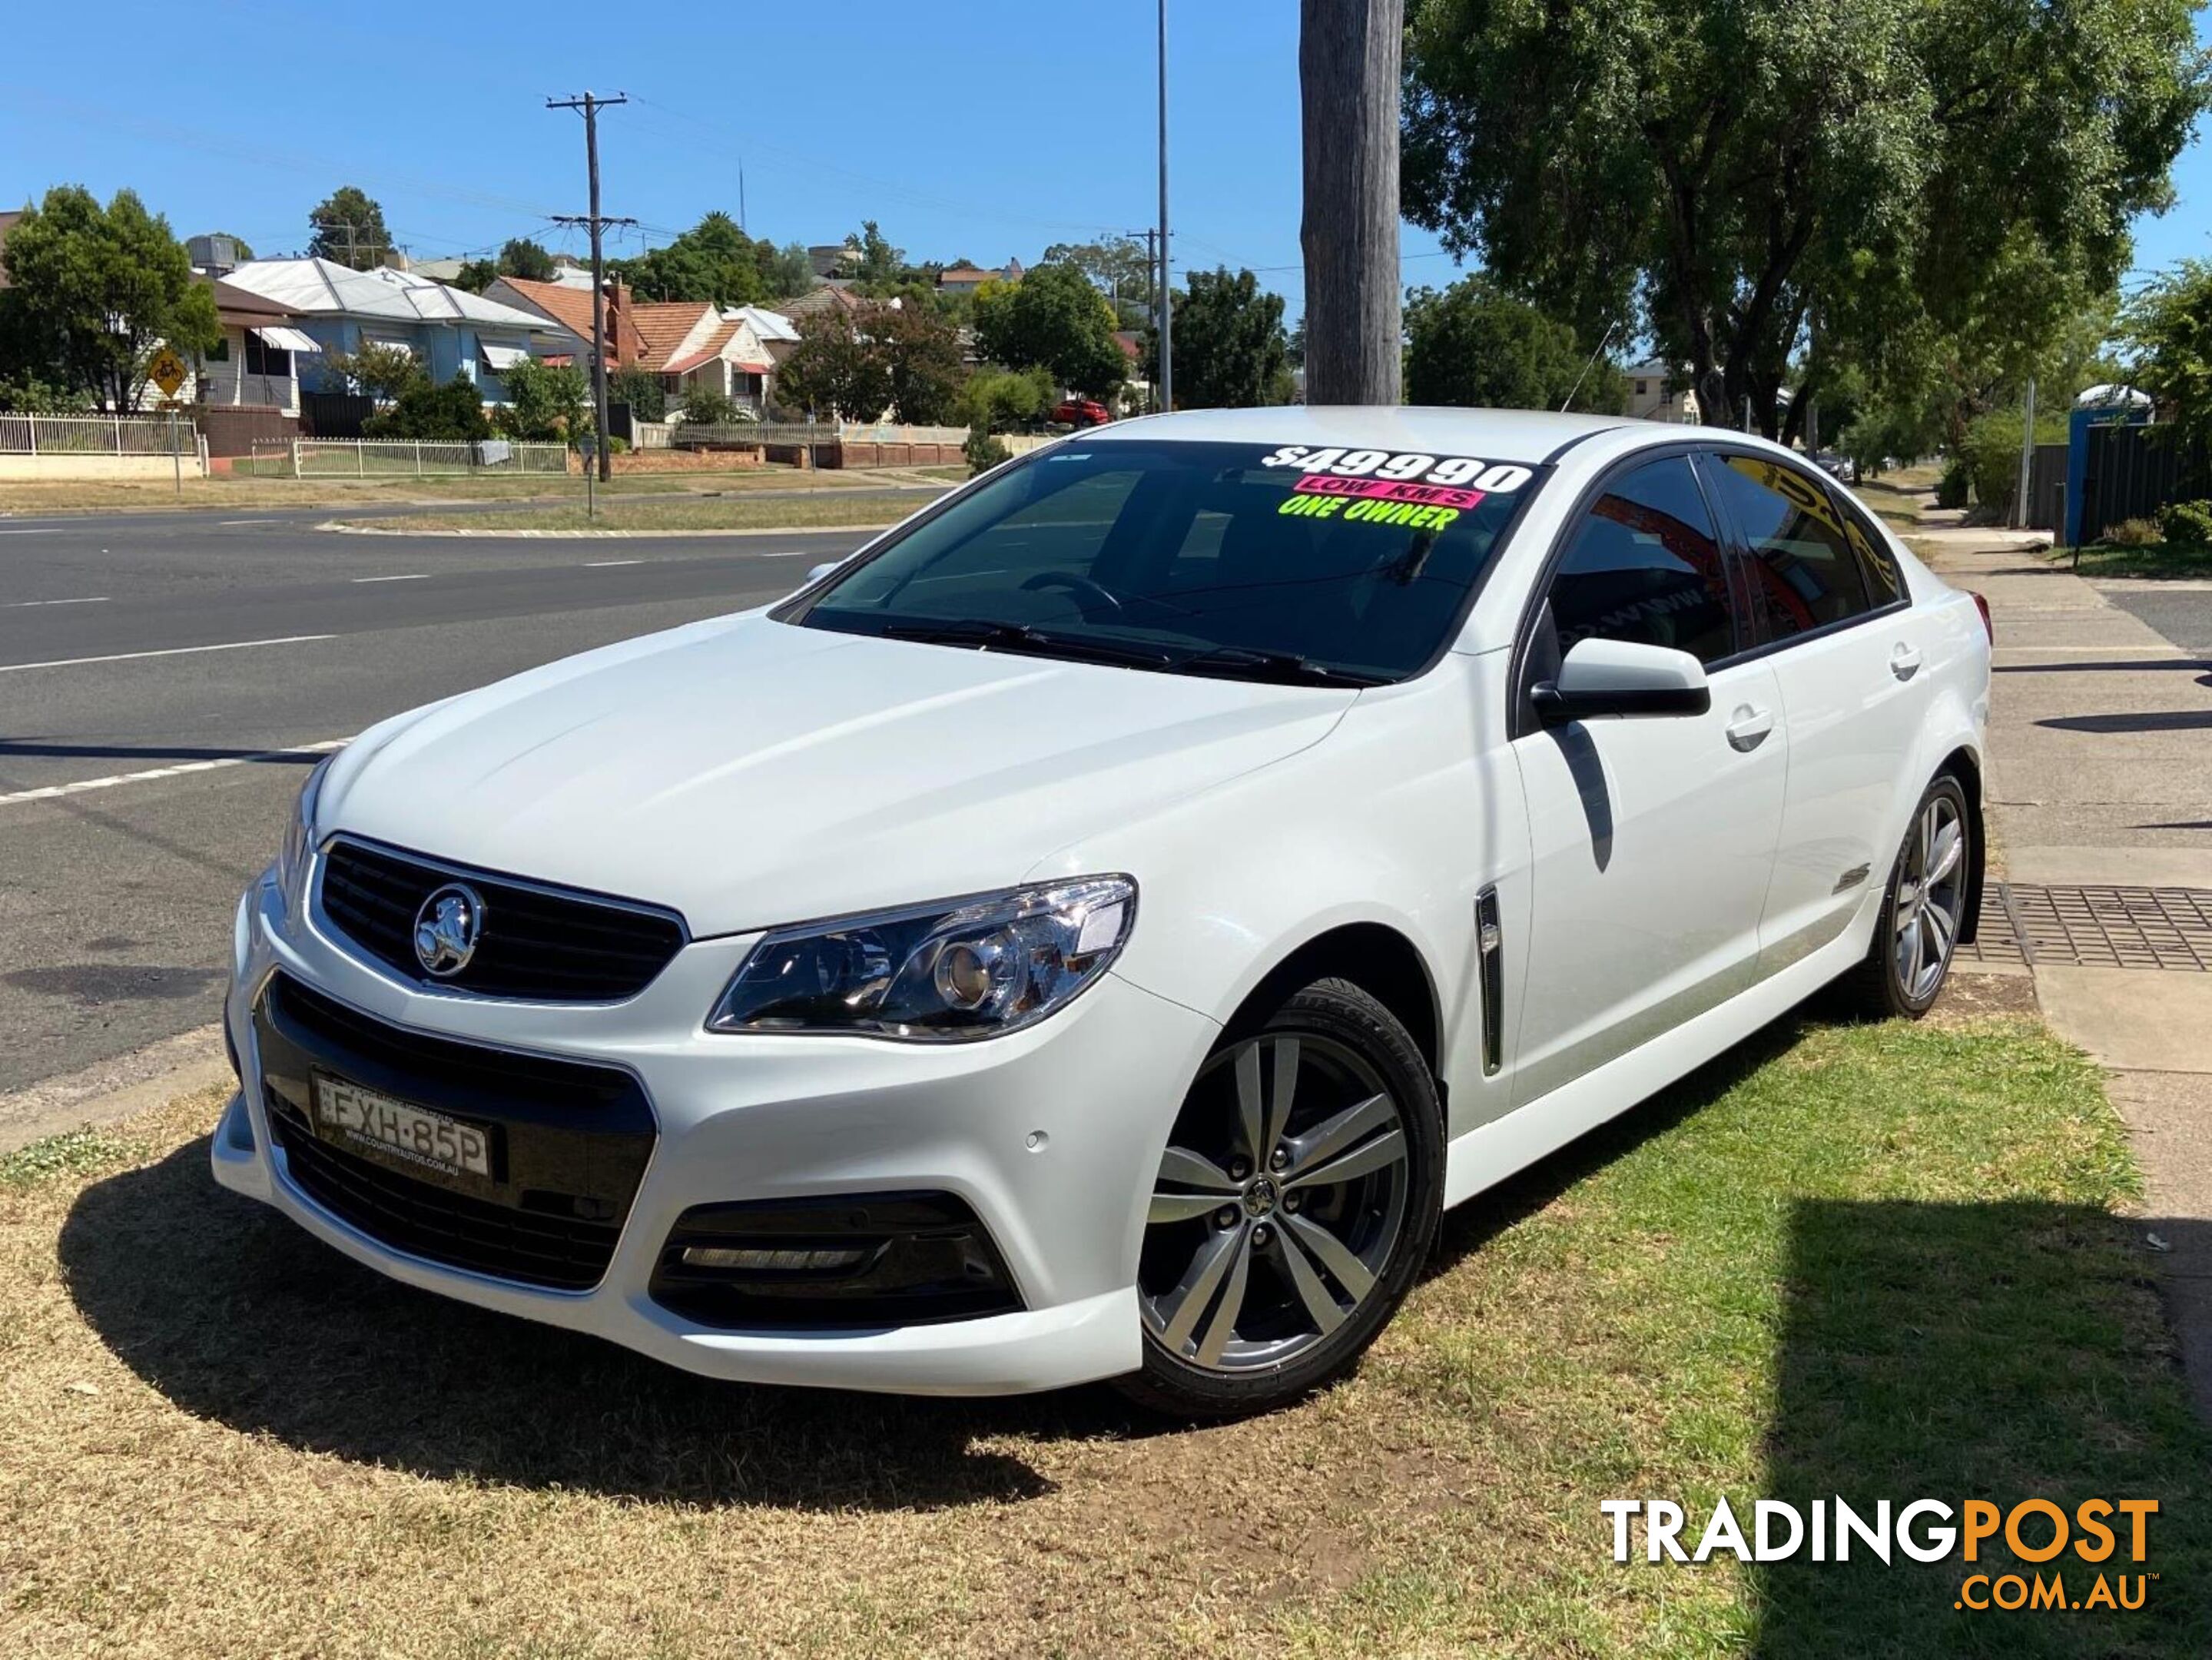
[0,634,336,674]
[5,596,108,608]
[352,573,431,583]
[0,739,352,808]
[584,559,644,567]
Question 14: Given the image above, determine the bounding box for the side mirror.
[1532,638,1711,723]
[806,561,843,584]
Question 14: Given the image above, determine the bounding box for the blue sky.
[2,2,2206,317]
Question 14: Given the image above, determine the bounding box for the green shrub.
[1957,407,2068,516]
[609,364,665,423]
[364,377,489,441]
[605,433,629,455]
[2105,516,2166,548]
[2159,500,2212,547]
[493,357,589,443]
[680,386,745,426]
[955,364,1056,433]
[964,424,1011,476]
[1935,458,1970,510]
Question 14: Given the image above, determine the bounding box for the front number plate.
[312,1074,492,1179]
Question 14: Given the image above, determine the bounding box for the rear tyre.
[1835,773,1972,1021]
[1114,978,1444,1419]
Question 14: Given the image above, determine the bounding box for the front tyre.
[1837,772,1972,1020]
[1116,978,1444,1418]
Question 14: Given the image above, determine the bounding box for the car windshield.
[786,439,1543,685]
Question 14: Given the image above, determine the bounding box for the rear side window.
[1704,453,1872,639]
[1832,487,1905,608]
[1546,455,1736,665]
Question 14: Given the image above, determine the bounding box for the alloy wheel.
[1139,1031,1411,1372]
[1892,793,1965,1002]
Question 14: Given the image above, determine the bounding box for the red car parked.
[1050,397,1113,427]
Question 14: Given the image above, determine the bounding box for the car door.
[1698,449,1925,973]
[1506,451,1789,1107]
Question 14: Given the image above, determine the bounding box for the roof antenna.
[1561,321,1618,413]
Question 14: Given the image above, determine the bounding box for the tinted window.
[1833,490,1905,607]
[1547,456,1735,665]
[796,440,1540,683]
[1706,453,1872,639]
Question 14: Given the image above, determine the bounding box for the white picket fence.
[0,413,194,456]
[244,439,572,479]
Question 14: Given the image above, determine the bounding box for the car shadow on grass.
[58,1137,1162,1512]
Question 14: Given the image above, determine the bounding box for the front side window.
[1546,455,1736,666]
[789,440,1542,684]
[1705,452,1873,640]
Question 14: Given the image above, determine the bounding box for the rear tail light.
[1970,592,1994,644]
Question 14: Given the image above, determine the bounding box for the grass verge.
[363,494,924,534]
[1851,465,1940,531]
[2,1012,2204,1657]
[2053,542,2212,580]
[0,466,900,515]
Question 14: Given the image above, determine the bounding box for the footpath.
[1915,526,2212,1418]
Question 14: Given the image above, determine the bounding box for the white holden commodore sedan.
[214,407,1990,1416]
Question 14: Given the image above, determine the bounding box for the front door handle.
[1724,705,1774,752]
[1890,643,1922,681]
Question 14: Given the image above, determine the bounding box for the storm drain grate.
[1985,883,2212,972]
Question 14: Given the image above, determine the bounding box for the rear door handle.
[1724,705,1774,752]
[1890,643,1922,681]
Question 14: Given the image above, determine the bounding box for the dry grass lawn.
[3,1007,2206,1657]
[0,467,899,516]
[367,496,923,536]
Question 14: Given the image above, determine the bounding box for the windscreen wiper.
[877,617,1175,669]
[1171,646,1387,688]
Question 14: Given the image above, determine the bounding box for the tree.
[618,212,766,307]
[1404,277,1627,413]
[497,238,556,282]
[972,263,1126,398]
[0,186,220,411]
[307,186,392,270]
[1149,267,1292,410]
[608,363,666,424]
[494,357,589,443]
[1042,236,1153,326]
[871,302,967,424]
[776,308,894,420]
[2124,258,2212,450]
[364,377,489,440]
[1403,0,2210,439]
[317,341,424,401]
[849,221,904,292]
[760,241,817,300]
[1301,0,1404,404]
[955,365,1057,433]
[451,259,498,294]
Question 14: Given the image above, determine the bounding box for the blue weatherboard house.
[216,257,559,403]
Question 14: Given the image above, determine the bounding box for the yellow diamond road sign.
[148,347,188,398]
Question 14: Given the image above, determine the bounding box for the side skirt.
[1441,921,1867,1209]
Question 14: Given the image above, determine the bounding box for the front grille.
[317,836,686,1002]
[254,974,655,1291]
[269,1114,622,1290]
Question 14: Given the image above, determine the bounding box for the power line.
[549,91,634,489]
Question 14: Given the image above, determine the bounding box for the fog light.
[678,1245,869,1273]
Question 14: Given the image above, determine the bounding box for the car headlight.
[277,755,333,908]
[707,877,1136,1041]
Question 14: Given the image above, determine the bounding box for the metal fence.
[244,439,572,479]
[0,413,195,456]
[2079,423,2209,543]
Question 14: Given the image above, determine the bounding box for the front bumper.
[213,869,1220,1395]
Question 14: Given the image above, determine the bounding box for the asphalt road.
[2102,582,2212,656]
[0,508,876,1094]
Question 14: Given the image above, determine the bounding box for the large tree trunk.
[1300,0,1403,405]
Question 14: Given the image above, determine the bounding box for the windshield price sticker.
[1260,446,1533,494]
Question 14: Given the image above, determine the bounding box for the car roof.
[1083,405,1642,465]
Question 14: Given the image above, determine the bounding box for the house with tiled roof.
[489,276,789,415]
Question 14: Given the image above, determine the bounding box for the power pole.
[1156,0,1173,413]
[1129,227,1161,413]
[1298,0,1403,404]
[549,91,631,483]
